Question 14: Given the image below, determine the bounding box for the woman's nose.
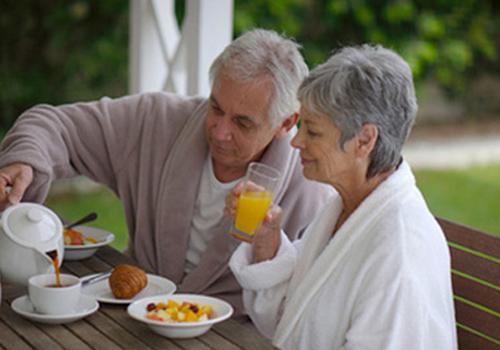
[291,129,303,149]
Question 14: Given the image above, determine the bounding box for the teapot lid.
[1,203,62,248]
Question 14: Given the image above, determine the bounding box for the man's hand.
[0,163,34,210]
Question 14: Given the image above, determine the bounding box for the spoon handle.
[65,212,98,230]
[81,271,112,287]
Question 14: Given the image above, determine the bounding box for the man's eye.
[235,118,254,130]
[211,104,223,115]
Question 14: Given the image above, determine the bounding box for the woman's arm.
[230,232,301,339]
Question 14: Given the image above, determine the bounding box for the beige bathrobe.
[0,92,332,313]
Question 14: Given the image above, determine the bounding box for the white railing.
[129,0,233,97]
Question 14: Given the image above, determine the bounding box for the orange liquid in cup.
[234,191,272,235]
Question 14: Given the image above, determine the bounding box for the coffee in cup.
[28,273,81,315]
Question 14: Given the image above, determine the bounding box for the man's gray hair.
[298,44,418,178]
[209,29,308,127]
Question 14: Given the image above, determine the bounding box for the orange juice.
[234,191,273,235]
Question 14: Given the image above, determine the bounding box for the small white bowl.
[127,294,233,339]
[64,226,115,260]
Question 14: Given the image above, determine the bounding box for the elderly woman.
[226,45,457,349]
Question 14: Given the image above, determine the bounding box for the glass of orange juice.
[230,162,280,242]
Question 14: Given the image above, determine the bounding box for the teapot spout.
[46,249,58,260]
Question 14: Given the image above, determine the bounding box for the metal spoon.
[64,212,98,230]
[81,271,111,287]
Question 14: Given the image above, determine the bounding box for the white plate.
[127,294,233,338]
[82,274,176,304]
[11,294,99,324]
[64,226,115,261]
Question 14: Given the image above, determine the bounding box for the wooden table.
[0,246,276,350]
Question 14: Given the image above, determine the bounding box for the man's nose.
[213,117,233,141]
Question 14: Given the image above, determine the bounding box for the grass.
[414,163,500,237]
[45,188,128,251]
[45,162,500,252]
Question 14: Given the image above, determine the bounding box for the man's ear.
[274,112,299,139]
[356,123,378,158]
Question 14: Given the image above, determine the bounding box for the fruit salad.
[145,300,214,323]
[64,228,98,246]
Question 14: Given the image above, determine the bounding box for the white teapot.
[0,203,63,286]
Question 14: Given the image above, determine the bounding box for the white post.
[129,0,233,96]
[183,0,234,96]
[129,0,178,94]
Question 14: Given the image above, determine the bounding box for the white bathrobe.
[230,162,457,350]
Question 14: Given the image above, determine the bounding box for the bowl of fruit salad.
[64,226,115,261]
[127,294,233,338]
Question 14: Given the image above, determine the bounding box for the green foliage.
[1,0,129,130]
[234,0,499,96]
[1,0,498,132]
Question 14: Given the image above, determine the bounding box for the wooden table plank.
[36,324,93,350]
[83,311,156,350]
[95,247,135,267]
[172,338,213,350]
[213,320,277,350]
[62,261,96,278]
[0,306,64,350]
[99,305,183,349]
[198,331,241,350]
[0,318,33,350]
[80,255,114,272]
[66,320,123,350]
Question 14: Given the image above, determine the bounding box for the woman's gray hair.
[209,29,308,127]
[298,44,418,178]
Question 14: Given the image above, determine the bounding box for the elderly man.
[0,29,332,314]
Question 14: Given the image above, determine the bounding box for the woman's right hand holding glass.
[224,182,282,263]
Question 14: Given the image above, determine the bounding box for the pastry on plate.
[109,264,148,299]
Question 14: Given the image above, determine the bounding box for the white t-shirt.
[184,156,240,273]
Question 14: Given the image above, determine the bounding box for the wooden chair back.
[437,218,500,349]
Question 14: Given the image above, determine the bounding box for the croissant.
[109,264,148,299]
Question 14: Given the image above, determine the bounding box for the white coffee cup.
[28,273,81,315]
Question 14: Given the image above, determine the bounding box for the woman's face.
[291,107,358,186]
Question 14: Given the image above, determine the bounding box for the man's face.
[206,75,282,178]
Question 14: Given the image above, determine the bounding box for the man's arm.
[0,93,157,207]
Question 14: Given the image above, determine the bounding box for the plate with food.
[127,294,233,338]
[82,264,176,304]
[64,225,115,260]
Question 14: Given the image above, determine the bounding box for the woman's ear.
[274,112,299,139]
[356,123,378,158]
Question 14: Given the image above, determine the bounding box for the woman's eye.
[307,130,320,137]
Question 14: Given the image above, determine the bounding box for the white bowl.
[127,294,233,339]
[64,226,115,260]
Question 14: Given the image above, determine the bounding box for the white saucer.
[82,274,176,304]
[11,294,99,324]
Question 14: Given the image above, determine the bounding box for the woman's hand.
[253,205,282,263]
[224,180,266,218]
[224,181,282,262]
[0,163,33,210]
[224,181,245,219]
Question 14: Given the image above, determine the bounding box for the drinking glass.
[230,162,280,242]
